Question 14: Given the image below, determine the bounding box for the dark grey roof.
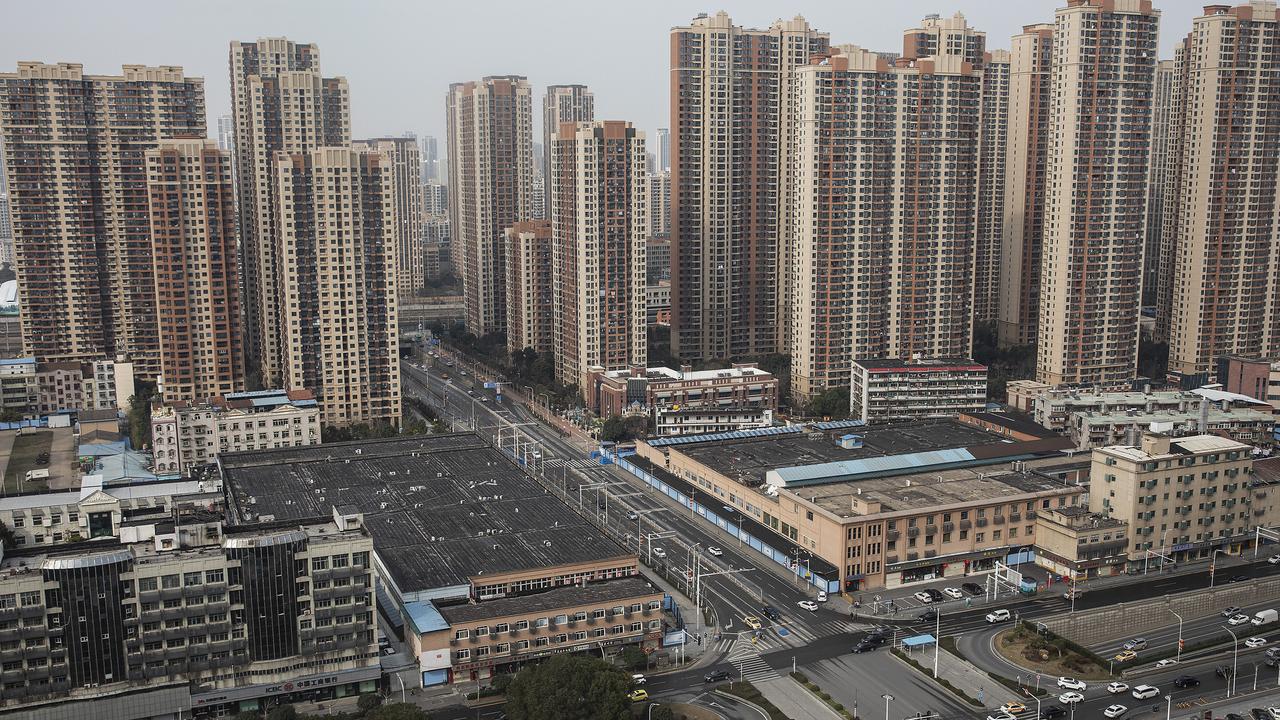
[220,433,628,594]
[438,576,659,625]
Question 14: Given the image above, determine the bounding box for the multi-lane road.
[400,350,1280,719]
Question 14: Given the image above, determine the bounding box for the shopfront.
[190,667,383,718]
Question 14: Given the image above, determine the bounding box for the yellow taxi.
[743,615,762,630]
[1113,650,1138,663]
[629,689,649,702]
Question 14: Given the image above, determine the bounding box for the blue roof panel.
[405,600,449,634]
[772,448,976,485]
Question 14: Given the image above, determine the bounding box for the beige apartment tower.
[551,121,648,388]
[276,147,401,426]
[1035,0,1159,386]
[998,24,1054,348]
[229,38,350,387]
[542,85,594,215]
[1164,2,1280,379]
[0,62,206,377]
[145,138,245,403]
[1145,60,1178,316]
[355,137,425,300]
[671,13,829,362]
[974,50,1010,327]
[447,76,535,336]
[789,43,982,401]
[504,220,554,356]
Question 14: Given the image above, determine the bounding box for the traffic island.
[715,682,789,720]
[890,647,985,707]
[993,623,1111,680]
[789,672,857,719]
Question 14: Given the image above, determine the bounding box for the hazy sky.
[3,0,1205,149]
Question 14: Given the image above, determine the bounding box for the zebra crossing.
[544,457,603,472]
[726,637,778,683]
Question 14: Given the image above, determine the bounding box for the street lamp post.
[1023,688,1041,720]
[1224,626,1240,697]
[882,694,893,720]
[1170,609,1184,662]
[1211,548,1229,588]
[1164,695,1171,720]
[933,609,941,679]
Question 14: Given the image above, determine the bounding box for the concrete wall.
[1043,576,1280,646]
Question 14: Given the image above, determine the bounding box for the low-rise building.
[25,357,134,416]
[586,364,778,434]
[1033,506,1129,579]
[0,510,378,719]
[849,358,988,423]
[646,281,670,326]
[626,419,1085,591]
[0,358,36,413]
[1090,433,1280,566]
[150,390,321,475]
[1006,380,1051,414]
[1217,355,1280,410]
[220,434,667,689]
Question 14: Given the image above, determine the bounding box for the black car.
[962,582,984,595]
[762,606,781,622]
[1173,675,1200,688]
[917,610,938,622]
[1226,713,1247,720]
[852,641,876,654]
[1250,709,1269,720]
[704,670,732,683]
[1231,575,1251,583]
[925,588,945,601]
[1042,705,1067,719]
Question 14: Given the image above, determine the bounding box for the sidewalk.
[755,676,844,720]
[925,645,1006,709]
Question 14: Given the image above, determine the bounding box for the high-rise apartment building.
[656,128,670,172]
[789,44,982,400]
[355,137,425,299]
[1156,43,1190,344]
[0,62,206,377]
[0,191,12,267]
[504,220,554,356]
[229,38,350,388]
[671,13,829,362]
[998,24,1054,348]
[216,113,235,153]
[423,181,448,217]
[649,170,670,239]
[276,147,401,426]
[542,84,593,215]
[447,76,535,335]
[1145,60,1178,313]
[1035,0,1159,386]
[974,50,1010,326]
[145,138,245,403]
[551,121,647,388]
[1164,2,1280,379]
[420,134,439,182]
[901,11,986,64]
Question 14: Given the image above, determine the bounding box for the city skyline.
[0,0,1207,143]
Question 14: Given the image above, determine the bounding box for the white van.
[1253,609,1278,626]
[1131,685,1159,700]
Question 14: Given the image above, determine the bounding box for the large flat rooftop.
[672,419,1061,488]
[438,576,658,625]
[220,433,628,596]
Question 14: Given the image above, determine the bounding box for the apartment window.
[456,649,470,660]
[183,572,202,587]
[455,629,470,640]
[975,533,985,543]
[162,575,180,589]
[494,623,509,634]
[312,557,329,571]
[138,578,157,592]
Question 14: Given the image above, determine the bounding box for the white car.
[985,609,1012,623]
[1154,659,1177,669]
[1104,704,1129,718]
[817,590,828,602]
[914,591,933,603]
[1131,685,1159,700]
[1229,613,1252,626]
[1247,637,1269,649]
[1057,677,1087,691]
[943,587,964,600]
[1058,691,1084,704]
[707,547,724,557]
[631,673,647,685]
[1269,555,1280,565]
[986,714,1016,720]
[798,600,819,612]
[652,547,667,559]
[1107,682,1129,694]
[1268,708,1280,720]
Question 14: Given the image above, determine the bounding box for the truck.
[24,469,48,483]
[1252,609,1278,626]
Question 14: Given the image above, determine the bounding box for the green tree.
[356,693,383,713]
[233,712,260,720]
[366,703,432,720]
[506,655,631,720]
[266,705,297,720]
[972,321,1033,402]
[806,387,851,420]
[126,379,159,449]
[620,645,648,671]
[649,707,675,720]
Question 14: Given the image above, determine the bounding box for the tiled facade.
[0,63,206,378]
[541,85,593,217]
[150,390,321,475]
[849,359,988,423]
[504,220,554,356]
[355,138,425,301]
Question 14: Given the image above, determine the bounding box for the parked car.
[1249,709,1269,720]
[1107,682,1129,694]
[914,591,934,604]
[798,600,819,612]
[1268,709,1280,720]
[943,587,964,600]
[1173,676,1200,689]
[626,511,639,521]
[925,588,945,602]
[1231,575,1251,583]
[1058,678,1087,691]
[707,547,724,557]
[1123,638,1148,651]
[1104,705,1128,719]
[986,714,1015,720]
[1058,692,1084,705]
[817,590,828,602]
[704,670,732,683]
[1226,714,1248,720]
[962,582,985,595]
[1268,555,1280,565]
[986,609,1012,623]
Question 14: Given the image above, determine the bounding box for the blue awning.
[902,634,936,648]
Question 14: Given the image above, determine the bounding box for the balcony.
[960,520,972,530]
